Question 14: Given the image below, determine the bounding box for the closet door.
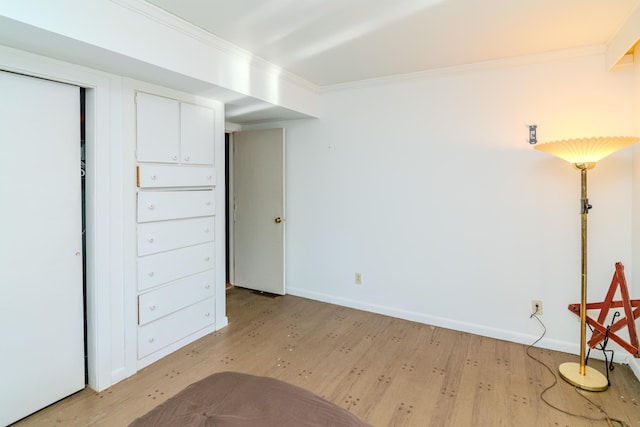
[0,71,84,425]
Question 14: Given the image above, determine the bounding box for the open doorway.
[225,132,233,289]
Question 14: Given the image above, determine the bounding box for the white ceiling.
[146,0,639,87]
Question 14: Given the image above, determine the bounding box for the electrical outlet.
[531,299,543,315]
[355,272,362,285]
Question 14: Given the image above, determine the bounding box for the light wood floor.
[14,287,640,427]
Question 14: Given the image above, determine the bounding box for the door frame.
[224,125,240,288]
[226,131,234,287]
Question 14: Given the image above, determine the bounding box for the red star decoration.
[568,262,640,357]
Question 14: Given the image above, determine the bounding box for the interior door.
[0,71,85,425]
[233,128,285,295]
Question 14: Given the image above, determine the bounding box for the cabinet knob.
[148,237,154,243]
[204,228,210,233]
[148,204,155,210]
[149,305,156,311]
[206,201,211,206]
[150,175,157,181]
[184,156,191,162]
[204,256,210,262]
[205,312,210,317]
[148,271,155,277]
[148,337,155,343]
[205,284,211,289]
[207,175,212,180]
[171,155,178,161]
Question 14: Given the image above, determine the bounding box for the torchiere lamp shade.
[534,136,639,163]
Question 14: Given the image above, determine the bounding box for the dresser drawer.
[138,297,215,358]
[137,190,215,222]
[137,242,214,291]
[137,217,215,256]
[138,270,215,325]
[137,165,216,188]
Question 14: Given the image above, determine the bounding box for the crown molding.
[109,0,318,93]
[320,45,607,93]
[606,1,640,70]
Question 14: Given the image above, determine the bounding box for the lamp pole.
[558,162,608,391]
[578,163,593,376]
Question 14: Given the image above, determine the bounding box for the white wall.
[631,54,640,377]
[250,51,637,361]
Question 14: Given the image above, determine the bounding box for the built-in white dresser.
[135,92,218,364]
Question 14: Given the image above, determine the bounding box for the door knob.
[275,217,283,224]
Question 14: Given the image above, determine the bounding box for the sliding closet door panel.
[0,71,84,426]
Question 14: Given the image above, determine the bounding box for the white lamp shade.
[534,136,640,163]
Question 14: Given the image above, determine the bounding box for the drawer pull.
[148,337,155,343]
[204,256,210,262]
[206,201,211,206]
[205,284,211,289]
[204,228,210,233]
[171,155,178,161]
[207,175,213,180]
[148,237,154,243]
[149,305,156,311]
[147,204,155,210]
[150,175,157,181]
[148,271,155,277]
[184,156,191,162]
[205,312,210,317]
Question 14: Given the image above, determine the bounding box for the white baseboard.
[627,356,640,380]
[287,287,640,382]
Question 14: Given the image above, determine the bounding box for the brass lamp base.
[559,362,608,392]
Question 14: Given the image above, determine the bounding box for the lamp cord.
[526,311,624,426]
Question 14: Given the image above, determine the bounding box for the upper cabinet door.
[136,92,180,163]
[181,102,215,165]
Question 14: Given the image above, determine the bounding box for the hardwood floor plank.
[12,287,640,427]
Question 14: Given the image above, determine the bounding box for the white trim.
[287,286,640,381]
[109,0,318,94]
[226,132,235,287]
[288,286,560,347]
[321,45,607,93]
[225,122,243,133]
[627,357,640,381]
[606,1,640,70]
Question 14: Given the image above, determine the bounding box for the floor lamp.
[534,136,640,392]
